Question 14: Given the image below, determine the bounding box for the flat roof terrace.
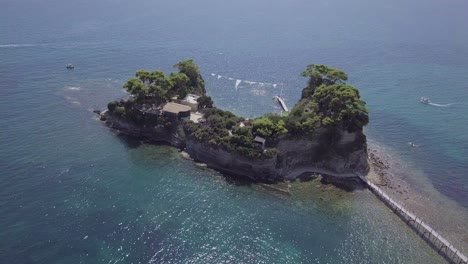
[190,112,204,123]
[162,102,191,114]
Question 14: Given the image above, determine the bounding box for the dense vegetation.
[106,59,207,121]
[121,59,206,104]
[183,108,279,159]
[107,61,368,159]
[289,64,368,134]
[183,63,368,158]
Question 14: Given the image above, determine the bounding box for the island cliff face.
[186,131,368,181]
[103,113,368,182]
[101,61,369,182]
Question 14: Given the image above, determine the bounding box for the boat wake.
[428,102,454,107]
[420,97,455,107]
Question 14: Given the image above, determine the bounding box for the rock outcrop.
[102,113,368,182]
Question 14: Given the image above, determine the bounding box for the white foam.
[428,102,454,107]
[235,80,242,90]
[0,44,36,48]
[66,86,81,91]
[64,96,81,105]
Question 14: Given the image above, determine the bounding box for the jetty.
[274,96,288,112]
[357,174,467,264]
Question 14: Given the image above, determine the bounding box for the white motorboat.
[420,97,430,104]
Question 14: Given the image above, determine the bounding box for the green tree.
[123,78,139,92]
[197,95,214,109]
[274,119,288,135]
[114,107,126,117]
[149,70,173,90]
[149,84,168,104]
[169,72,190,99]
[174,59,206,94]
[136,70,151,84]
[123,78,148,100]
[107,101,118,112]
[313,83,368,131]
[252,117,275,137]
[301,64,348,98]
[233,126,252,137]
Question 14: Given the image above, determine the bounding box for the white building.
[181,94,200,112]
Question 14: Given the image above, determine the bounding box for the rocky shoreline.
[101,110,369,182]
[99,106,468,255]
[364,143,468,255]
[99,102,468,257]
[366,147,411,200]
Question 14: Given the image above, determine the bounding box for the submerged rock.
[180,151,191,160]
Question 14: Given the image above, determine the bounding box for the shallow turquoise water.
[1,0,467,263]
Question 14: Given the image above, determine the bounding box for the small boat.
[420,97,431,104]
[66,64,75,69]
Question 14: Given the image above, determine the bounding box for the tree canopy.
[301,64,348,99]
[197,95,214,109]
[252,115,288,138]
[114,61,368,159]
[313,83,368,131]
[123,78,148,100]
[174,59,206,95]
[291,63,368,133]
[122,59,206,103]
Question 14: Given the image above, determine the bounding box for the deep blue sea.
[1,0,467,263]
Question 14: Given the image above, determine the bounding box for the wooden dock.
[357,174,467,264]
[274,96,288,112]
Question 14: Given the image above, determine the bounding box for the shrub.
[107,101,118,112]
[114,107,126,117]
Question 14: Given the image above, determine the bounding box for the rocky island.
[100,60,369,182]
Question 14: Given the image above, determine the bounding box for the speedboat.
[66,64,75,69]
[420,97,430,104]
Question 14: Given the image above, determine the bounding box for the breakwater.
[357,175,467,264]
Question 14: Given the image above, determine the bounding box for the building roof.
[162,102,191,114]
[183,94,200,104]
[189,112,204,123]
[254,136,266,144]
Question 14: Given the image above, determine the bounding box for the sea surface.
[1,0,467,263]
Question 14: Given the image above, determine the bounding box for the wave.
[0,44,38,48]
[64,96,81,105]
[66,86,81,91]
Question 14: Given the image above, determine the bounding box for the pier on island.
[357,174,467,264]
[274,96,288,112]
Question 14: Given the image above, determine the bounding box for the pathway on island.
[357,174,467,264]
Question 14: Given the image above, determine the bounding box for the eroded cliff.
[102,61,370,182]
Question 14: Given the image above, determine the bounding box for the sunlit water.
[1,0,467,263]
